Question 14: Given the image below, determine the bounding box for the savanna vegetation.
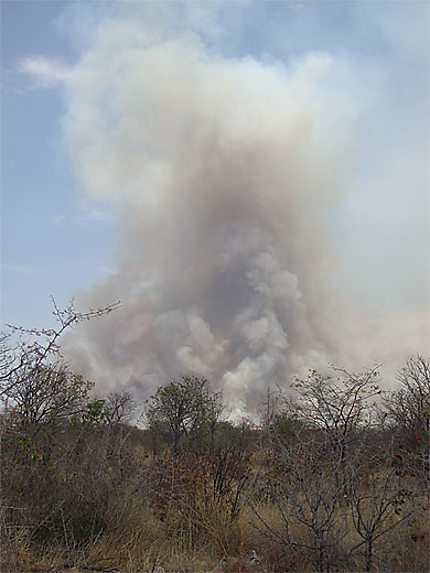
[1,303,429,572]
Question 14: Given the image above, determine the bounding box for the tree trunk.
[365,538,373,572]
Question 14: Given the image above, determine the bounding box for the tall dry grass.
[1,421,428,572]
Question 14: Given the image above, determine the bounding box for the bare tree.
[251,428,352,573]
[1,298,120,438]
[250,365,414,572]
[0,297,120,399]
[383,354,430,480]
[347,462,418,572]
[384,354,430,435]
[287,365,381,491]
[104,390,135,426]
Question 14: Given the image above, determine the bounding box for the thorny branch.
[0,297,121,397]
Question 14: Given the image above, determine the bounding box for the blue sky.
[2,0,117,327]
[1,1,429,404]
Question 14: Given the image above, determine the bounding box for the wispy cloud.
[100,266,119,276]
[82,208,112,222]
[77,202,114,225]
[2,263,37,275]
[17,55,73,89]
[52,214,67,227]
[52,207,112,230]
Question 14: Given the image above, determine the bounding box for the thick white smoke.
[61,12,428,414]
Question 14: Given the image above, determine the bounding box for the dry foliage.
[1,327,428,572]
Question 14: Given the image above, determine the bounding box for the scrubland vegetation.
[1,304,429,572]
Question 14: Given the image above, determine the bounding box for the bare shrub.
[383,354,430,483]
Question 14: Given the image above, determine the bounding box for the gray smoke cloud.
[61,5,429,414]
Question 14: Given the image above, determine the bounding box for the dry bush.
[142,448,251,557]
[2,355,429,572]
[381,511,430,572]
[2,418,429,572]
[246,363,429,572]
[1,422,146,570]
[0,516,33,573]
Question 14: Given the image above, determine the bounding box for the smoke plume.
[61,7,429,414]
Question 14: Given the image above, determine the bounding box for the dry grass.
[1,423,429,573]
[2,498,428,572]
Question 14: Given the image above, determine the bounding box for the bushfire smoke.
[61,4,429,414]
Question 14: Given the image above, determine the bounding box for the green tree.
[146,375,223,454]
[4,361,93,434]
